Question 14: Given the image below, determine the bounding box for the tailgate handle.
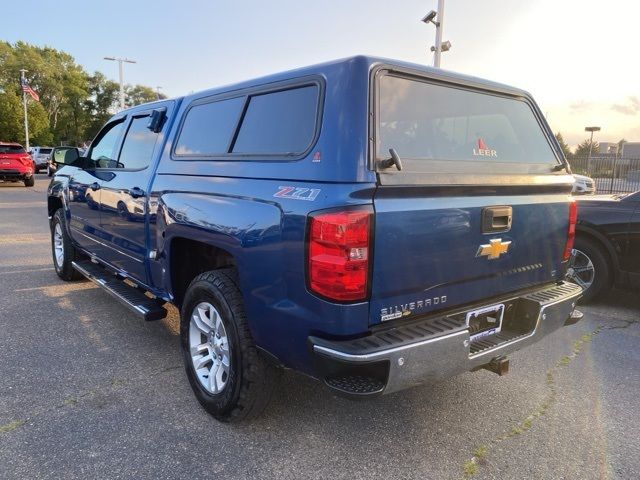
[482,206,512,233]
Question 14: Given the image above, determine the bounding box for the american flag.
[20,78,39,102]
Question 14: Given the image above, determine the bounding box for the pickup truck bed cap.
[122,55,531,117]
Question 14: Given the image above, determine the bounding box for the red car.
[0,142,35,187]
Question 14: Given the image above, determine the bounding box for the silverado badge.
[476,238,511,260]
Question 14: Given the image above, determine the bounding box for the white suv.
[29,146,53,173]
[572,174,596,195]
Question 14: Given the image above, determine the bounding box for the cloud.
[569,100,593,113]
[611,96,640,116]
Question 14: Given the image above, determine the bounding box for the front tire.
[180,269,278,422]
[567,236,611,303]
[51,209,83,281]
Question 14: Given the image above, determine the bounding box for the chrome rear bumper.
[310,282,583,396]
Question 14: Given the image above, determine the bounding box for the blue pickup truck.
[47,56,583,422]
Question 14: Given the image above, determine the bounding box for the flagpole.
[20,69,30,151]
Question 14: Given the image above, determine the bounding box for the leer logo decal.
[472,138,498,158]
[274,186,321,201]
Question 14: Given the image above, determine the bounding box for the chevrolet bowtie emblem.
[476,238,511,260]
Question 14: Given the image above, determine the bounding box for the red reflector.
[563,201,577,261]
[308,209,371,301]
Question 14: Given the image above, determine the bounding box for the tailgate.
[0,155,24,169]
[368,68,574,325]
[369,190,571,325]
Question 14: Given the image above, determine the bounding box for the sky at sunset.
[2,0,638,148]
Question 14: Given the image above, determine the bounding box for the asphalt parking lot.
[0,176,638,480]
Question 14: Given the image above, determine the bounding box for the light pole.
[422,0,450,67]
[19,69,29,150]
[156,86,162,101]
[585,126,600,172]
[104,56,137,110]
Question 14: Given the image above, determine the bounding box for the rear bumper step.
[72,261,167,321]
[310,282,583,397]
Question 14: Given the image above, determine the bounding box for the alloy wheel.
[566,248,595,291]
[53,223,64,267]
[189,302,231,394]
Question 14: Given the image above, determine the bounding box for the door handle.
[90,182,100,191]
[129,187,145,198]
[482,206,512,233]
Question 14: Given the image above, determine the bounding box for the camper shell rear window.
[374,73,560,173]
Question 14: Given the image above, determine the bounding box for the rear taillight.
[19,156,31,166]
[563,201,577,261]
[308,208,372,302]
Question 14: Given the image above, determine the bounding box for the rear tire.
[180,268,279,422]
[568,236,611,303]
[51,209,83,281]
[24,176,35,187]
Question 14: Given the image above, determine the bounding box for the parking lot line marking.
[0,267,54,275]
[0,233,49,244]
[0,201,46,208]
[14,282,98,296]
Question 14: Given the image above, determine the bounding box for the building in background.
[621,142,640,159]
[597,142,618,155]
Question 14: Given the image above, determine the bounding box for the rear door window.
[232,85,318,155]
[377,75,557,167]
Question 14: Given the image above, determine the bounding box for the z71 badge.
[274,186,321,201]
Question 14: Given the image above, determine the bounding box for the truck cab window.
[232,85,318,155]
[118,116,159,170]
[89,120,125,168]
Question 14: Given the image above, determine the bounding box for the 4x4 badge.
[476,238,511,260]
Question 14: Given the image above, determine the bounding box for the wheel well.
[48,197,63,218]
[169,238,236,307]
[575,230,616,283]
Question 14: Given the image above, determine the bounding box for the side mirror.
[52,147,80,165]
[147,107,167,133]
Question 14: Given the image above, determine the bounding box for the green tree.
[54,64,90,145]
[0,91,51,145]
[574,139,599,158]
[125,84,166,107]
[554,132,572,159]
[0,41,164,145]
[0,91,23,142]
[84,72,119,140]
[27,100,52,145]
